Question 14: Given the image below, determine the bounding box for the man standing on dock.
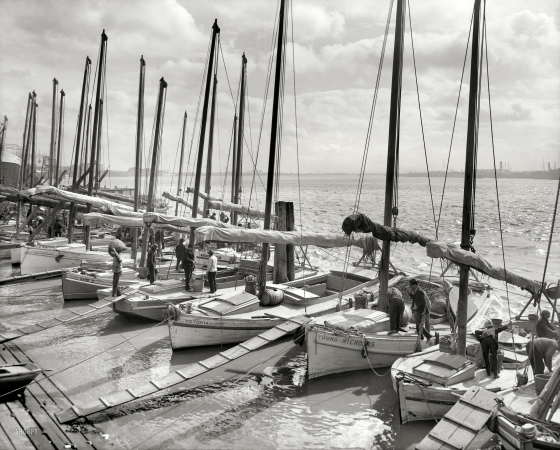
[410,279,432,340]
[183,244,195,291]
[110,249,122,297]
[207,249,218,294]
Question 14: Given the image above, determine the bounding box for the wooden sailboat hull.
[0,363,41,398]
[62,269,139,300]
[112,294,195,321]
[306,326,433,379]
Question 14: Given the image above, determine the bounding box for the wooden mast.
[175,111,187,217]
[258,0,287,297]
[378,0,406,312]
[29,100,38,188]
[203,77,218,217]
[85,30,108,249]
[49,78,58,185]
[233,53,247,226]
[457,0,482,356]
[230,114,238,223]
[132,56,146,263]
[0,116,6,186]
[139,77,168,268]
[189,19,220,245]
[16,94,32,228]
[54,90,65,188]
[82,105,92,187]
[67,56,91,243]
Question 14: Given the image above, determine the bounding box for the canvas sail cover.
[33,186,136,211]
[143,212,232,229]
[162,192,203,215]
[185,187,223,202]
[194,226,380,250]
[82,213,189,232]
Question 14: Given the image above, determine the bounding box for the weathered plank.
[0,403,34,450]
[5,401,55,449]
[0,299,113,343]
[56,315,312,423]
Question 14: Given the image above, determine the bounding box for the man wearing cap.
[387,287,406,334]
[475,321,511,378]
[207,249,218,294]
[536,310,559,340]
[410,279,433,340]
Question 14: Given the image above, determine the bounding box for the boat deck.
[0,341,110,450]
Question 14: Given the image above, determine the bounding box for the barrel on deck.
[260,288,284,306]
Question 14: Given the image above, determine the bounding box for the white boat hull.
[62,268,138,300]
[20,244,113,275]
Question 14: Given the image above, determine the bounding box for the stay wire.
[407,0,437,235]
[219,43,238,111]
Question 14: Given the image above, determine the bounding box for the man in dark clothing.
[154,229,164,257]
[147,244,158,284]
[410,279,432,340]
[182,244,195,291]
[110,249,122,297]
[175,238,186,271]
[387,287,406,334]
[54,218,64,237]
[475,321,511,378]
[526,337,558,375]
[536,310,559,340]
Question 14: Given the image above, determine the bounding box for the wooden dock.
[0,341,109,449]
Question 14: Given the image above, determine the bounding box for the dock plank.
[0,423,16,450]
[5,401,55,450]
[0,403,34,450]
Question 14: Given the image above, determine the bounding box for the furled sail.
[143,212,232,229]
[194,226,380,250]
[185,187,223,202]
[32,186,136,212]
[162,192,203,215]
[82,212,189,232]
[342,213,542,294]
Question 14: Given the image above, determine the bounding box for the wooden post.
[189,19,220,246]
[54,90,65,188]
[274,202,288,283]
[203,77,218,217]
[233,53,247,226]
[0,116,6,186]
[457,0,482,356]
[175,111,187,217]
[379,0,406,313]
[30,100,38,187]
[258,0,287,298]
[139,77,168,268]
[49,78,58,186]
[286,202,295,280]
[67,56,91,243]
[132,56,146,264]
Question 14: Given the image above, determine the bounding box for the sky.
[0,0,559,176]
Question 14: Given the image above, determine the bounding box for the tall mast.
[378,0,406,312]
[457,0,482,356]
[258,0,287,296]
[132,56,146,263]
[233,53,247,226]
[82,105,92,187]
[230,114,238,223]
[16,94,32,228]
[189,19,220,245]
[140,77,168,268]
[176,111,187,217]
[0,116,6,185]
[54,90,65,188]
[30,100,38,187]
[203,77,218,217]
[85,30,108,249]
[67,56,91,243]
[49,78,58,185]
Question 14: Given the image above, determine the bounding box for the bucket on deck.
[535,374,552,396]
[138,267,148,279]
[245,280,257,295]
[354,291,368,310]
[192,277,203,292]
[528,314,539,323]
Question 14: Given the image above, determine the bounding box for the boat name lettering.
[342,337,372,347]
[183,319,213,326]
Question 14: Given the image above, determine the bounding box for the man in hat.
[147,244,158,284]
[387,287,406,334]
[410,279,433,340]
[175,238,186,272]
[182,244,195,291]
[536,310,559,340]
[110,248,122,297]
[475,320,511,378]
[207,249,218,293]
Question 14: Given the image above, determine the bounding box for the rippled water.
[0,174,558,449]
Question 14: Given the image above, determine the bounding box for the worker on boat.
[475,320,511,379]
[110,248,122,297]
[183,244,195,291]
[536,310,559,340]
[147,244,158,284]
[220,211,229,223]
[410,279,433,340]
[387,287,407,334]
[155,229,164,257]
[207,249,218,294]
[175,238,186,271]
[526,337,558,375]
[210,212,217,221]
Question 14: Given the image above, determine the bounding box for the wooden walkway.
[0,341,109,449]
